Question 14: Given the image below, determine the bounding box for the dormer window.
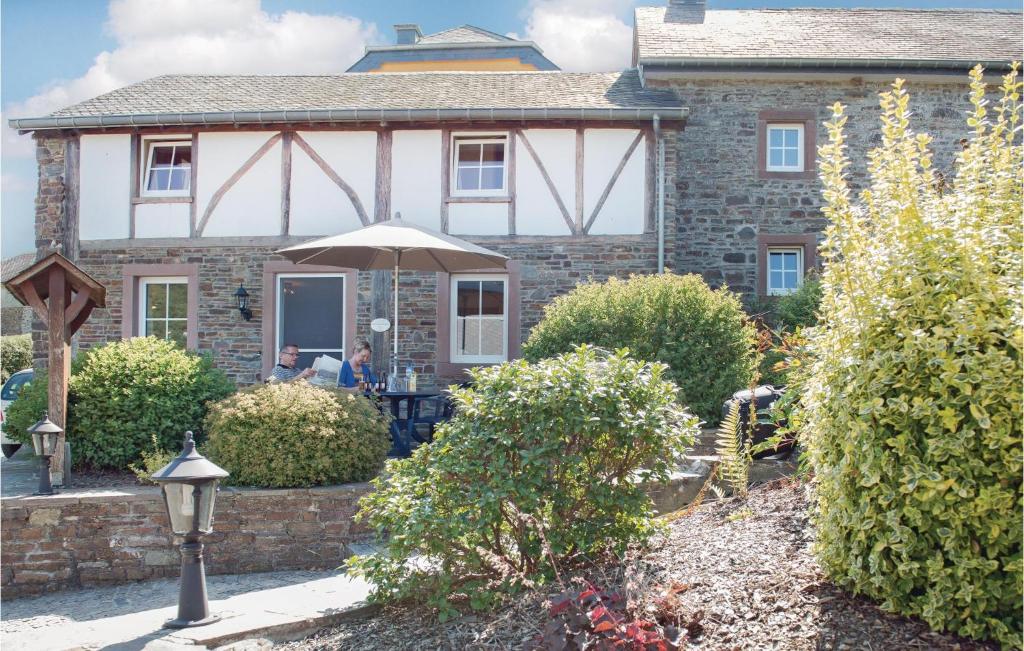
[452,134,507,197]
[142,138,192,196]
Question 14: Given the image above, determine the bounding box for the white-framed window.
[767,247,803,296]
[450,275,508,363]
[765,124,804,172]
[451,134,507,197]
[142,137,192,196]
[139,276,189,347]
[276,273,345,370]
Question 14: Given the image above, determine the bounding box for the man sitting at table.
[270,343,316,382]
[339,339,377,389]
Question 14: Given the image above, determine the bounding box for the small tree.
[348,346,697,618]
[799,66,1022,647]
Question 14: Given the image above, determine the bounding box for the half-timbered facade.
[13,71,685,384]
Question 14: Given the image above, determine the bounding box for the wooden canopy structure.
[4,253,105,486]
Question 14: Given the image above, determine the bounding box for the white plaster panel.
[197,132,281,237]
[390,130,442,228]
[515,129,574,236]
[79,134,131,240]
[290,131,376,236]
[134,203,190,238]
[584,129,645,235]
[448,203,508,236]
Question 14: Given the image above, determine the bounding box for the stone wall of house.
[657,76,978,295]
[0,483,373,600]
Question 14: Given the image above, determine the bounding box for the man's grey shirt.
[271,364,303,382]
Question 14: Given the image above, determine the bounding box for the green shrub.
[4,370,48,445]
[204,382,390,488]
[798,67,1022,647]
[128,434,176,485]
[1,334,32,384]
[348,346,698,618]
[69,337,233,469]
[775,272,822,331]
[523,273,758,423]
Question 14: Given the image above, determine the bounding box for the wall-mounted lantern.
[151,431,229,628]
[28,412,62,496]
[234,283,252,321]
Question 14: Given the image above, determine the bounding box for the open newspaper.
[309,354,343,386]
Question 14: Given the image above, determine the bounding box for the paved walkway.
[1,567,375,650]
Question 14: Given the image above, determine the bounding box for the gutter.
[364,41,546,54]
[653,113,665,274]
[637,56,1015,72]
[9,107,689,133]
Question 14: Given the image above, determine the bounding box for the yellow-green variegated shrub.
[799,66,1023,648]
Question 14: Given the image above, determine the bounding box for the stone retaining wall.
[0,483,373,600]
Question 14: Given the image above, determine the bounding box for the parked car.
[1,368,34,458]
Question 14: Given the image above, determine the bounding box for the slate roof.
[11,70,685,130]
[1,254,35,284]
[635,7,1023,68]
[417,25,513,45]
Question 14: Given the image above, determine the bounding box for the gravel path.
[280,480,995,650]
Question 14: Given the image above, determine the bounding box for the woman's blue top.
[339,360,377,388]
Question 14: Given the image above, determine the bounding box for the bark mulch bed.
[65,468,140,490]
[280,480,995,650]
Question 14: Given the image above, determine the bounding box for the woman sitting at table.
[339,339,376,389]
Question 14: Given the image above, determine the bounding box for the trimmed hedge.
[348,346,697,617]
[1,334,32,384]
[799,68,1022,647]
[7,337,234,469]
[204,382,390,488]
[522,273,758,423]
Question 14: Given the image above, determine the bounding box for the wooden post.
[47,267,70,485]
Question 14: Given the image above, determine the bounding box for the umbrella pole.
[393,255,400,378]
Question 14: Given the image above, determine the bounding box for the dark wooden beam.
[292,132,370,227]
[190,130,199,237]
[280,131,292,235]
[507,130,517,236]
[440,128,451,232]
[584,130,644,235]
[196,132,283,236]
[374,129,392,222]
[575,127,585,235]
[129,134,140,239]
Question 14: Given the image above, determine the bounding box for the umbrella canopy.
[276,218,507,272]
[276,218,508,377]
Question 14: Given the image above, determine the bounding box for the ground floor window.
[450,275,508,363]
[276,273,345,370]
[766,247,803,295]
[138,276,188,347]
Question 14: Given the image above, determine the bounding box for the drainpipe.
[653,114,666,274]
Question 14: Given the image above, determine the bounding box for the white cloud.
[4,0,380,157]
[515,0,637,72]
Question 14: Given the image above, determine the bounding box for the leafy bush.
[128,434,176,485]
[348,346,697,618]
[1,334,32,384]
[798,67,1022,647]
[71,337,232,469]
[204,382,390,488]
[523,273,758,423]
[774,272,822,331]
[4,370,48,444]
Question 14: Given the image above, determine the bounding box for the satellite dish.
[371,318,391,333]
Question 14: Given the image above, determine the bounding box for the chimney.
[394,24,422,45]
[666,0,706,24]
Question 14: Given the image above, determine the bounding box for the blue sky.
[2,0,1020,259]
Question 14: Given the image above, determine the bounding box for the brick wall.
[0,483,372,600]
[658,77,977,294]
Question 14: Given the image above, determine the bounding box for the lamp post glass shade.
[28,413,62,457]
[151,432,228,535]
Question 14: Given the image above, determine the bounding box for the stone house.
[8,1,1020,387]
[1,253,35,335]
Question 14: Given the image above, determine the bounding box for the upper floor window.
[766,247,803,296]
[452,134,507,197]
[765,124,804,172]
[143,138,192,196]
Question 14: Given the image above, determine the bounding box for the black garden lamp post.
[151,431,229,628]
[28,412,62,496]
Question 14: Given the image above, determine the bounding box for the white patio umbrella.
[276,218,507,372]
